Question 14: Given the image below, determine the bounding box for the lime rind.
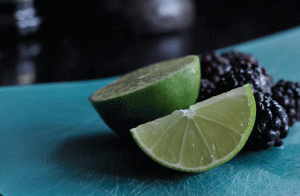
[130,84,256,173]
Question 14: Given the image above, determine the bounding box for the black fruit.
[272,79,300,126]
[218,61,274,96]
[200,52,232,83]
[243,92,289,150]
[221,50,259,65]
[197,79,217,102]
[198,50,274,101]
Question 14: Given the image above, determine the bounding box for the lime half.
[89,55,201,136]
[130,84,256,172]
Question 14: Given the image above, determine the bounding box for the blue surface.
[1,27,300,195]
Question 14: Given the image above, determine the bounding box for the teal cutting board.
[1,27,300,196]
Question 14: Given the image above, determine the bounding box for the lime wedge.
[130,84,256,172]
[89,55,201,136]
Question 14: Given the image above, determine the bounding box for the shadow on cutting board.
[54,131,196,182]
[53,128,295,185]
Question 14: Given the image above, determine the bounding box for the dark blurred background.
[0,0,300,86]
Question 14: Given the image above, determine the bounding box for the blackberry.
[200,52,232,83]
[197,79,217,102]
[272,79,300,126]
[198,50,274,101]
[217,61,274,96]
[221,50,259,65]
[222,51,274,95]
[243,92,289,151]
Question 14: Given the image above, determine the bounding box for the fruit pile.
[198,50,299,150]
[90,55,257,172]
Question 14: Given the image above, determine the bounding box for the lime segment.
[130,84,256,172]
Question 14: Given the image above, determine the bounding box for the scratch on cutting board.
[224,167,300,196]
[171,164,236,196]
[205,165,235,192]
[129,181,148,195]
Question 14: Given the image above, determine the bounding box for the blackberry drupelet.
[272,79,300,126]
[243,92,289,151]
[200,52,232,83]
[197,79,217,102]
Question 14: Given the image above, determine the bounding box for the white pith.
[180,108,195,119]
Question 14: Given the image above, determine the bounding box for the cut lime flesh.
[89,55,201,136]
[90,56,199,101]
[130,84,256,172]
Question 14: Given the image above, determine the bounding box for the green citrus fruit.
[130,84,256,172]
[89,55,201,136]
